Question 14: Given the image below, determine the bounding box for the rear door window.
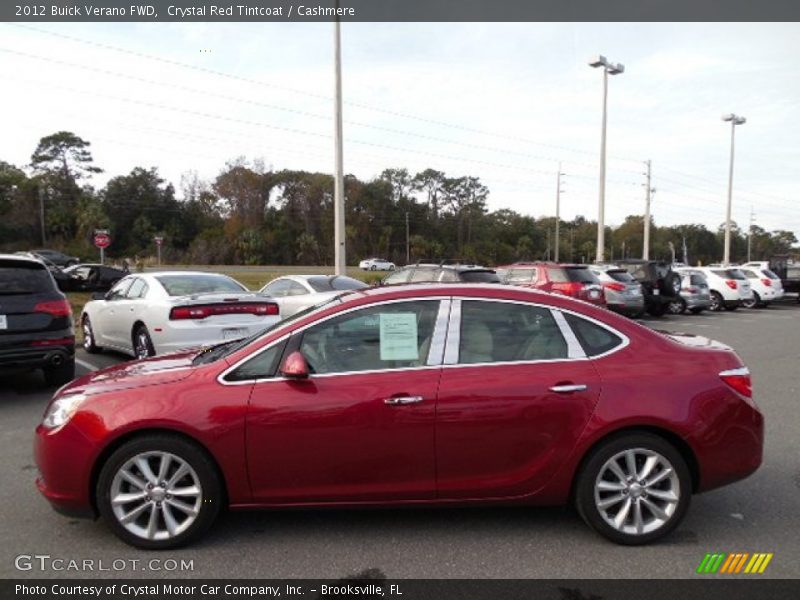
[564,313,624,357]
[503,268,536,284]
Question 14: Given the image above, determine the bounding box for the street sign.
[154,236,164,246]
[93,230,111,249]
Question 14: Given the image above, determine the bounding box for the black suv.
[383,261,501,285]
[0,254,76,386]
[612,259,681,317]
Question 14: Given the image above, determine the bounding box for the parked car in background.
[259,275,368,318]
[58,263,127,293]
[359,258,396,271]
[0,253,75,386]
[80,272,280,359]
[32,249,80,268]
[609,260,680,317]
[778,264,800,302]
[680,267,752,312]
[384,261,501,285]
[588,265,644,316]
[668,270,711,315]
[36,283,763,549]
[738,266,783,308]
[496,262,605,307]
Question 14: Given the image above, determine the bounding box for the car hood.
[61,351,197,397]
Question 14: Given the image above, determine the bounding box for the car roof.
[0,252,46,265]
[497,262,587,268]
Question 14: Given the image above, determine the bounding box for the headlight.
[42,393,87,429]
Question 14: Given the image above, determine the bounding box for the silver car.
[589,265,645,317]
[668,270,711,315]
[259,274,368,318]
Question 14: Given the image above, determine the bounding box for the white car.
[359,258,396,271]
[678,266,753,312]
[259,274,368,318]
[738,266,784,307]
[80,272,280,358]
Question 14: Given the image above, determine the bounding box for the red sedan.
[34,284,762,548]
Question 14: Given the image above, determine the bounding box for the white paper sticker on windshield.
[379,313,418,361]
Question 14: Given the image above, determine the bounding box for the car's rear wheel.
[575,432,691,545]
[742,292,759,309]
[647,302,666,317]
[689,307,704,314]
[133,325,155,359]
[667,298,686,315]
[82,316,102,354]
[709,291,724,311]
[724,304,738,311]
[43,358,75,387]
[370,265,377,271]
[96,434,222,549]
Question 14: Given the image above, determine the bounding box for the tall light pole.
[333,15,346,275]
[643,160,655,260]
[747,206,755,262]
[589,55,624,264]
[554,163,565,262]
[722,113,746,266]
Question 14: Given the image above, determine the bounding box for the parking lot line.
[75,358,99,372]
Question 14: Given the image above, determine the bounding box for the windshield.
[306,275,368,292]
[155,273,247,296]
[606,270,636,283]
[192,295,342,365]
[564,267,599,283]
[461,270,501,283]
[501,268,535,283]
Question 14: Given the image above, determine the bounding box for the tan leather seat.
[460,320,494,364]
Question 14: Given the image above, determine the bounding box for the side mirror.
[280,351,310,380]
[91,292,106,301]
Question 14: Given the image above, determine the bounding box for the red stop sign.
[94,232,111,249]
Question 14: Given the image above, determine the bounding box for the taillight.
[169,302,279,320]
[34,300,72,318]
[719,367,752,398]
[761,278,772,287]
[551,282,583,297]
[725,280,738,290]
[603,282,625,292]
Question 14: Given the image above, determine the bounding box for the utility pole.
[405,211,410,264]
[546,229,551,261]
[554,163,565,262]
[38,183,46,245]
[332,12,346,275]
[722,113,746,266]
[643,159,653,260]
[747,206,755,262]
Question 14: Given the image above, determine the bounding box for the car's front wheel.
[575,432,691,545]
[96,434,223,549]
[667,298,686,315]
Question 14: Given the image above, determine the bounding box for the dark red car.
[497,262,606,307]
[35,284,762,548]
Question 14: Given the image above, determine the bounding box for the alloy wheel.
[593,448,680,536]
[82,320,93,350]
[134,330,152,359]
[109,451,203,542]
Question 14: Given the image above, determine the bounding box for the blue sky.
[1,21,798,237]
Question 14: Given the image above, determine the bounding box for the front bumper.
[34,419,98,519]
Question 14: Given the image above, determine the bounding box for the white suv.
[359,258,396,271]
[678,267,753,311]
[738,266,784,307]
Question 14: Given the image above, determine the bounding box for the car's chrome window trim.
[427,298,452,366]
[443,296,629,366]
[217,297,449,386]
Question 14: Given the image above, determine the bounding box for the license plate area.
[222,327,247,341]
[0,315,7,330]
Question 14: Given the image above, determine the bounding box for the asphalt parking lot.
[1,301,798,579]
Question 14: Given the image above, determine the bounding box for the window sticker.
[379,313,418,360]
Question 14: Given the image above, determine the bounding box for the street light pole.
[554,163,565,262]
[333,15,346,275]
[405,211,410,264]
[38,183,46,245]
[589,55,624,264]
[643,159,653,260]
[722,113,746,266]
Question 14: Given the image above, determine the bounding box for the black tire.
[82,316,102,354]
[575,432,691,545]
[724,304,738,311]
[689,307,704,314]
[96,434,222,549]
[709,291,724,312]
[133,324,155,359]
[370,265,377,271]
[667,298,686,315]
[43,358,75,387]
[647,302,667,317]
[742,292,759,309]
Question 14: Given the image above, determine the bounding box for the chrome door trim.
[551,308,587,359]
[427,299,452,366]
[443,299,461,365]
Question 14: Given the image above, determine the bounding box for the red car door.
[435,299,602,499]
[245,299,445,504]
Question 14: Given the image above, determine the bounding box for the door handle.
[549,384,588,393]
[384,395,424,406]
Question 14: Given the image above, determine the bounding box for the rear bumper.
[0,338,74,371]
